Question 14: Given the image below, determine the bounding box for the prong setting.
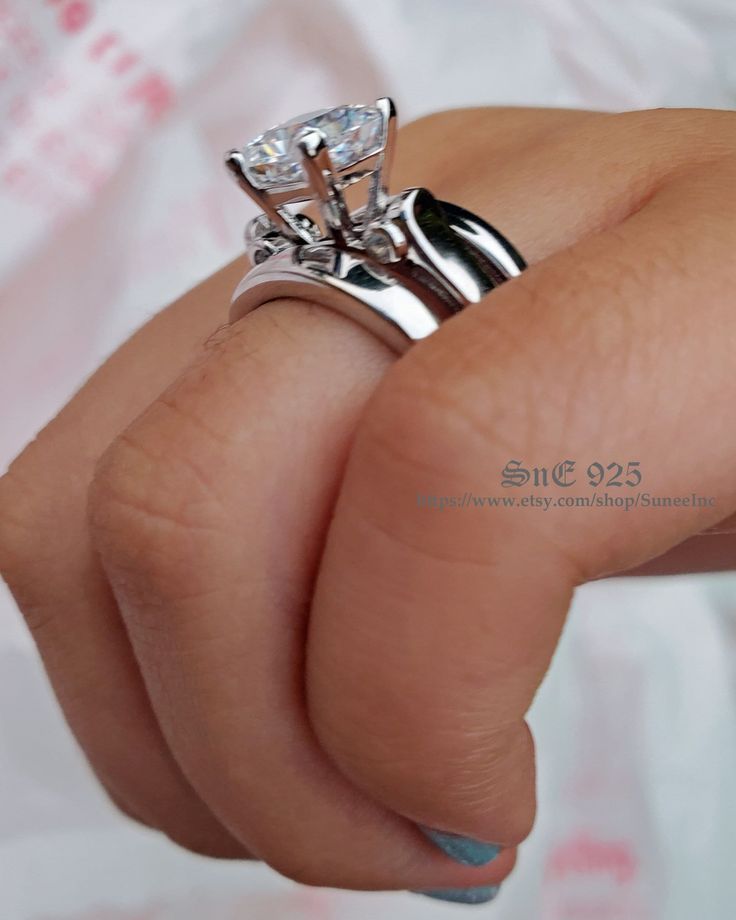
[367,96,397,220]
[225,149,316,245]
[226,100,526,355]
[227,100,403,260]
[295,128,356,247]
[240,105,386,194]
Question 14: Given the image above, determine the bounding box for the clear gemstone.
[243,105,385,190]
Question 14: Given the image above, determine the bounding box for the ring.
[225,99,526,353]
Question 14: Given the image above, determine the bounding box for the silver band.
[225,99,525,353]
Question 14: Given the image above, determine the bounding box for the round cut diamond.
[243,105,385,190]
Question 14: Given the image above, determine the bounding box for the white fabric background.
[1,1,735,918]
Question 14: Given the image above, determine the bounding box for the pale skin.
[0,107,735,895]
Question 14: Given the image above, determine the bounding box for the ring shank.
[229,195,525,353]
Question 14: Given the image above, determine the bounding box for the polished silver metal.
[225,98,525,353]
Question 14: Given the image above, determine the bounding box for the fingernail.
[413,885,501,905]
[421,828,500,867]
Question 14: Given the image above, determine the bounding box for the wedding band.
[225,99,525,353]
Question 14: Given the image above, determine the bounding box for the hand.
[1,107,735,902]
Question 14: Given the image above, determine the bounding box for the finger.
[406,106,736,575]
[88,294,522,891]
[628,510,736,575]
[402,106,736,262]
[306,152,736,851]
[72,108,603,889]
[629,532,736,576]
[0,259,252,855]
[0,106,587,873]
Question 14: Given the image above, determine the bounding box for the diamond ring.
[225,99,525,353]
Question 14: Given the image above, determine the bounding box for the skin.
[0,107,735,894]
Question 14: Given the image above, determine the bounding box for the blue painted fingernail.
[422,828,500,867]
[414,885,501,905]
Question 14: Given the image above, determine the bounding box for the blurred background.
[1,1,736,918]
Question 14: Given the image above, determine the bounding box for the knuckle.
[359,301,544,496]
[0,449,51,571]
[335,282,586,572]
[362,354,485,481]
[0,458,72,632]
[88,417,224,610]
[0,466,40,583]
[0,454,93,641]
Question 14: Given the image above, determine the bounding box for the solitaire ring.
[225,99,526,353]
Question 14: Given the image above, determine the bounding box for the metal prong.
[224,149,313,244]
[366,97,398,219]
[376,97,397,191]
[296,129,355,247]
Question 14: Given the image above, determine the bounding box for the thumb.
[305,159,736,856]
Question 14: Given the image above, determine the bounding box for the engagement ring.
[225,99,525,352]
